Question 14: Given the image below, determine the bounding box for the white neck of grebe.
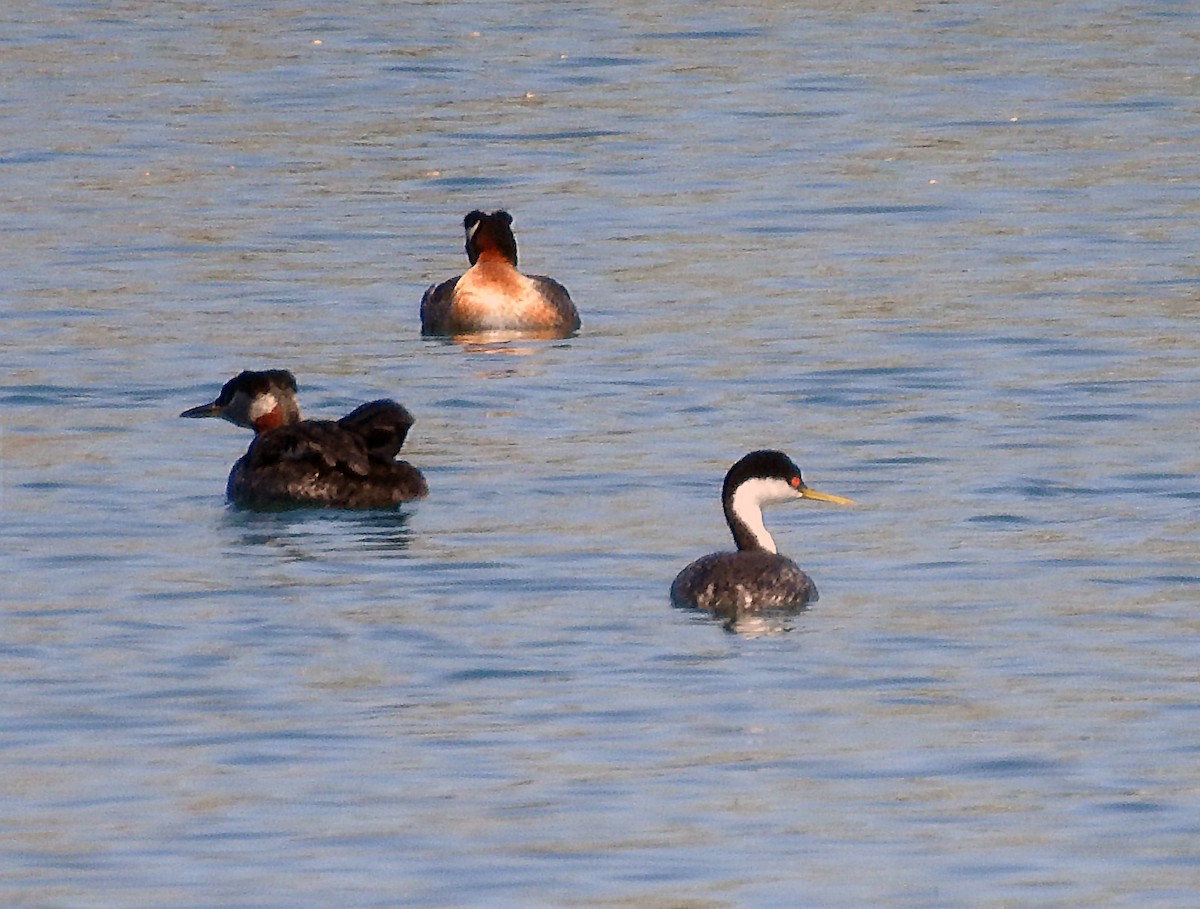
[726,478,797,553]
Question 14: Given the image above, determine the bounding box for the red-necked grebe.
[181,369,427,509]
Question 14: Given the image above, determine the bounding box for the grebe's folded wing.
[337,400,415,460]
[528,274,579,330]
[420,277,460,333]
[246,422,371,477]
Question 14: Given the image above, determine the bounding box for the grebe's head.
[463,209,518,266]
[181,369,301,434]
[722,450,854,552]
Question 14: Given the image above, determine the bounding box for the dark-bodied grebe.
[670,450,853,619]
[181,370,428,509]
[420,210,580,338]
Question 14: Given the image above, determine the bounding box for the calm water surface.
[2,1,1199,907]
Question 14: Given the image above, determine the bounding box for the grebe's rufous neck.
[671,450,853,622]
[181,370,427,510]
[420,209,580,339]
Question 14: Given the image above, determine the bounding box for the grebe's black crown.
[722,450,803,499]
[463,209,512,231]
[216,369,298,406]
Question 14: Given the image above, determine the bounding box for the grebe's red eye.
[790,476,801,488]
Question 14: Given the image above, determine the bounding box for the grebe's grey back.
[181,370,427,509]
[420,210,580,338]
[670,450,853,620]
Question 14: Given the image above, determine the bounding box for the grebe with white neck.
[670,450,853,619]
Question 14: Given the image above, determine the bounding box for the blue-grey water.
[3,2,1199,907]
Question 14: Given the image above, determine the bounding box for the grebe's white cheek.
[465,220,481,243]
[249,392,278,423]
[745,476,804,506]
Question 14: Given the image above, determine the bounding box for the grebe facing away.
[420,210,580,338]
[181,370,427,509]
[671,450,853,620]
